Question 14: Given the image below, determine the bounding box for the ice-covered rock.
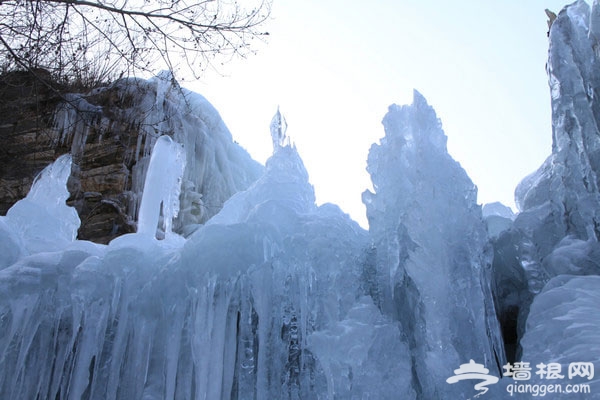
[5,3,600,396]
[0,218,22,269]
[207,110,313,227]
[483,202,515,220]
[362,91,504,398]
[184,112,414,398]
[140,73,264,232]
[206,154,314,228]
[542,235,600,276]
[48,72,263,242]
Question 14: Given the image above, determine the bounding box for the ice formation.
[137,135,185,238]
[53,71,263,237]
[490,1,600,398]
[0,109,414,399]
[362,91,504,398]
[270,107,290,151]
[2,1,600,398]
[513,0,600,281]
[0,154,79,256]
[520,275,600,382]
[482,202,515,239]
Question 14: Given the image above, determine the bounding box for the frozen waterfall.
[3,2,600,397]
[0,108,414,399]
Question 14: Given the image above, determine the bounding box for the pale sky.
[190,1,581,227]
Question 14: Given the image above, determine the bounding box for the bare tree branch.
[0,0,271,85]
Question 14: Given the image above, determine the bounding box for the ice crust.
[3,2,600,396]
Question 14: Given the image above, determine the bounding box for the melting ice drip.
[137,135,186,238]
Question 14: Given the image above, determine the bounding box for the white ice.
[2,154,80,256]
[137,135,185,239]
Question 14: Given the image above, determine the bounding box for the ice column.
[137,135,186,238]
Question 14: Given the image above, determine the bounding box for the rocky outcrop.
[0,71,262,244]
[0,71,69,219]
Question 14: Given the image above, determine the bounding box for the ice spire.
[363,92,504,398]
[270,107,290,152]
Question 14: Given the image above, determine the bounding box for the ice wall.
[489,0,600,326]
[514,0,600,284]
[490,2,600,397]
[362,91,505,398]
[185,114,415,398]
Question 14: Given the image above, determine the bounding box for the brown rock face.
[0,71,70,218]
[0,71,262,244]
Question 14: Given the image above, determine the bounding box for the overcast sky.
[190,0,582,227]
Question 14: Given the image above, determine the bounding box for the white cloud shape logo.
[446,359,499,397]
